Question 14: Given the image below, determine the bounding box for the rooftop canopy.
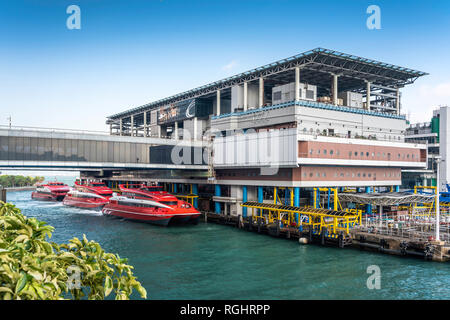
[107,47,428,122]
[338,192,435,206]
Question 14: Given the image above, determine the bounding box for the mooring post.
[0,188,6,202]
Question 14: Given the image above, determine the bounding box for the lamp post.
[435,156,441,241]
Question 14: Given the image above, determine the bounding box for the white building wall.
[439,106,450,191]
[213,128,298,167]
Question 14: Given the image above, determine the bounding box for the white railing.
[0,125,109,136]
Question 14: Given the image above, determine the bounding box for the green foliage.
[0,201,147,300]
[0,175,44,188]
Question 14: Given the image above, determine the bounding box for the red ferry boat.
[31,182,70,201]
[103,189,201,226]
[62,190,109,211]
[74,180,113,198]
[118,183,200,223]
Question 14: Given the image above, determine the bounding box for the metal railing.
[0,125,109,136]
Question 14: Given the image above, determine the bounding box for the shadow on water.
[6,190,450,300]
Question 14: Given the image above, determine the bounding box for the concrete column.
[242,186,248,217]
[193,117,198,141]
[259,77,264,107]
[332,74,339,105]
[130,115,134,137]
[119,118,123,136]
[366,81,371,110]
[243,82,248,111]
[258,186,263,203]
[216,90,221,116]
[365,186,372,215]
[215,184,221,214]
[192,184,198,208]
[174,122,178,140]
[295,67,300,101]
[109,124,112,135]
[143,112,147,137]
[173,183,178,194]
[294,187,300,224]
[396,88,400,115]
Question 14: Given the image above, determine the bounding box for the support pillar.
[119,118,123,136]
[109,123,112,135]
[295,67,300,101]
[215,185,221,214]
[193,117,198,141]
[396,88,400,115]
[257,186,263,203]
[257,186,263,216]
[365,186,372,215]
[192,184,198,208]
[242,186,247,217]
[332,74,339,105]
[143,112,147,137]
[294,187,300,224]
[173,183,178,194]
[174,122,178,140]
[259,77,264,107]
[216,90,221,116]
[243,82,248,111]
[395,185,400,192]
[327,188,331,209]
[130,115,135,137]
[366,81,371,110]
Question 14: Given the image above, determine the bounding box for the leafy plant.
[0,201,147,300]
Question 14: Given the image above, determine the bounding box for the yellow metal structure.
[312,187,342,211]
[173,194,198,206]
[241,202,361,236]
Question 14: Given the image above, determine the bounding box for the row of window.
[302,171,401,178]
[309,149,417,160]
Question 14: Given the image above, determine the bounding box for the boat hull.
[62,198,107,211]
[102,207,173,226]
[31,192,65,202]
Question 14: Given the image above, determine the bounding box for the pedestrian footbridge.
[0,126,207,171]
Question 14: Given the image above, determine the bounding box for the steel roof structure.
[241,201,356,217]
[106,48,427,122]
[338,192,435,205]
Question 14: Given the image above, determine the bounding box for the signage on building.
[157,99,211,125]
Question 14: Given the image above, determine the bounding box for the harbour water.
[6,189,450,300]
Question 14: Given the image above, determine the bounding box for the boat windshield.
[90,183,106,187]
[141,187,162,192]
[159,201,178,206]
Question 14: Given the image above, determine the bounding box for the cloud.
[221,60,238,71]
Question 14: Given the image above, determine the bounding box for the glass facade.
[0,136,151,164]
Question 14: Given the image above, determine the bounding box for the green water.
[7,190,450,300]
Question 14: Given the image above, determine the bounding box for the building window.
[273,91,282,100]
[330,150,334,155]
[366,152,369,157]
[324,149,327,155]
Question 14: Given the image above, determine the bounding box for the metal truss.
[107,48,428,122]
